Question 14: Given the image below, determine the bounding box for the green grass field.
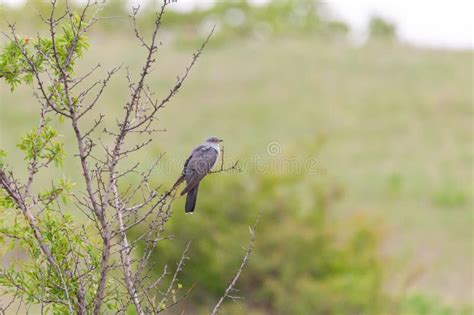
[1,34,472,309]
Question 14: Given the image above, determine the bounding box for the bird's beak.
[219,139,224,142]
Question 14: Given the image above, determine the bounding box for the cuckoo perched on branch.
[174,136,222,213]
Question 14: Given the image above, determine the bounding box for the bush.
[399,294,473,315]
[142,169,387,314]
[369,15,397,41]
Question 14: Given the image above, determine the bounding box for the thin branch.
[211,214,260,315]
[210,146,240,174]
[112,181,144,315]
[159,242,191,309]
[128,25,216,132]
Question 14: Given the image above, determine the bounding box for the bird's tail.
[185,184,199,213]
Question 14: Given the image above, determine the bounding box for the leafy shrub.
[0,207,119,314]
[369,15,397,40]
[399,294,473,315]
[142,170,387,314]
[432,185,468,207]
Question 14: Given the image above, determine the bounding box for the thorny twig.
[211,214,261,315]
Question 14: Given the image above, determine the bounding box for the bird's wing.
[180,145,218,195]
[172,152,193,189]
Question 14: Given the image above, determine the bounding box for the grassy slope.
[1,36,472,304]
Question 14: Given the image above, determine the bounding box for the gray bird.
[173,136,223,213]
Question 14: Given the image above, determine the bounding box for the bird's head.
[205,136,223,144]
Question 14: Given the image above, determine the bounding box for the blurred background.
[1,0,472,314]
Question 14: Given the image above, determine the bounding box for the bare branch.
[211,215,260,315]
[210,146,241,174]
[128,25,216,132]
[159,242,191,309]
[112,180,144,315]
[77,66,121,119]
